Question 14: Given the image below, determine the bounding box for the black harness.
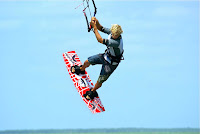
[104,34,124,65]
[105,49,124,65]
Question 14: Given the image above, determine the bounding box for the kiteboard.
[63,51,105,113]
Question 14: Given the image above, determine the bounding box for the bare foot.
[71,66,75,73]
[86,95,91,100]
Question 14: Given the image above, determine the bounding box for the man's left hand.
[90,20,97,30]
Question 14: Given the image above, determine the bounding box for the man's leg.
[81,60,102,92]
[91,81,102,92]
[91,74,109,92]
[80,59,90,71]
[71,60,90,73]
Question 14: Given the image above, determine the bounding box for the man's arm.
[90,19,103,44]
[91,17,111,35]
[96,20,103,32]
[94,26,103,44]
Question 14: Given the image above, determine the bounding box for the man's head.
[110,24,123,39]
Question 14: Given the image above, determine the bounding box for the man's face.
[111,33,119,39]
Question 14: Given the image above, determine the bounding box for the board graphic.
[63,51,105,113]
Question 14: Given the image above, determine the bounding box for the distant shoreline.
[0,128,199,133]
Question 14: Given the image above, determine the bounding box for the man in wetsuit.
[71,17,123,100]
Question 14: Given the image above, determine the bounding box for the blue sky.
[0,0,199,130]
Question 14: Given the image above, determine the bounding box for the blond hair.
[110,24,123,36]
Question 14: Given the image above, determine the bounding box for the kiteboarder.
[71,17,124,100]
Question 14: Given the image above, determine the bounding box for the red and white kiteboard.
[63,51,105,113]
